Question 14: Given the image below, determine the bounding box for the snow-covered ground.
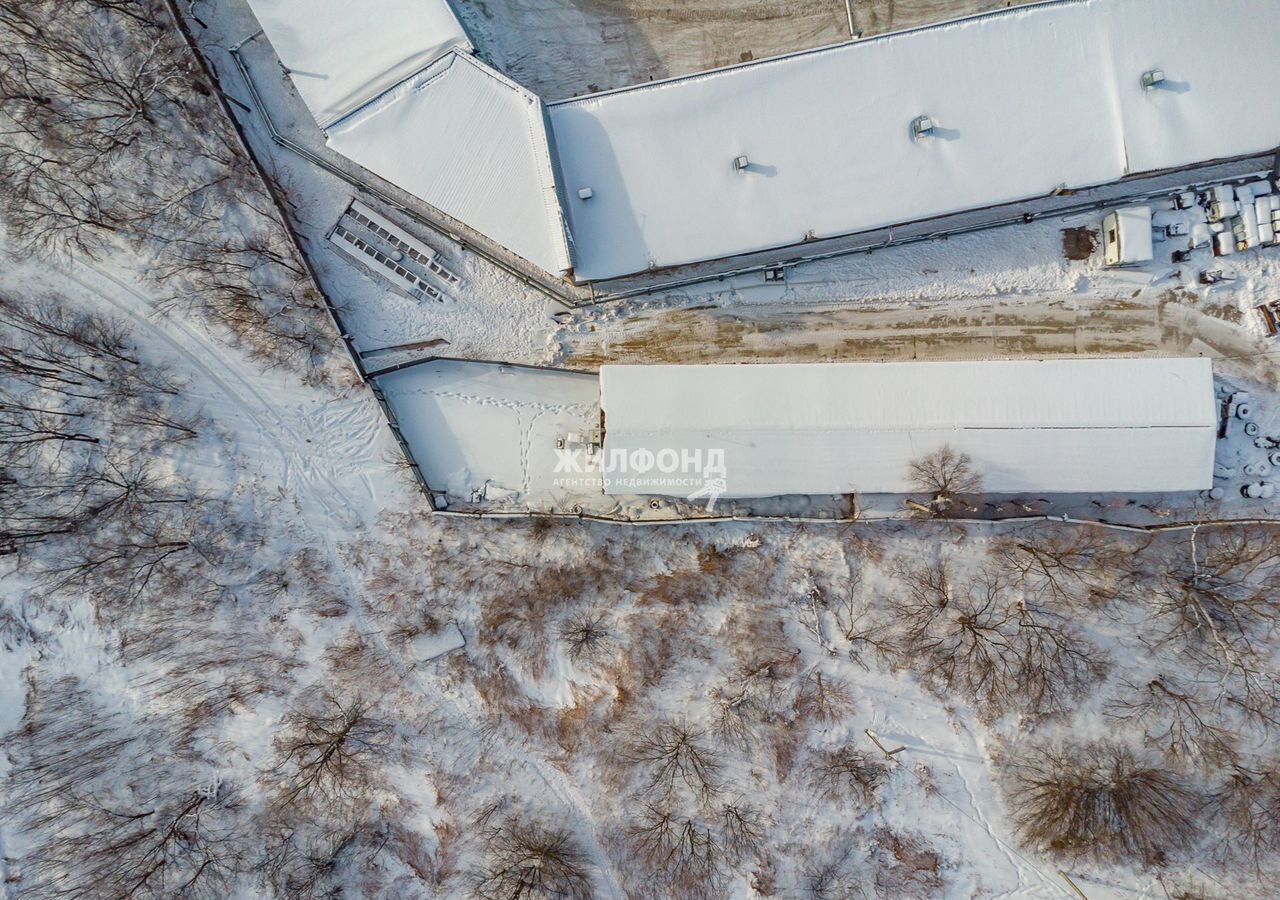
[6,3,1280,898]
[2,241,1126,900]
[9,193,1279,893]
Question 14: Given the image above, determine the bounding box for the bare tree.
[472,819,594,900]
[993,526,1134,605]
[718,803,765,862]
[884,559,1103,718]
[708,647,802,746]
[630,721,723,801]
[6,677,250,899]
[271,693,393,806]
[794,669,855,724]
[0,292,215,606]
[0,0,335,370]
[1209,762,1280,877]
[257,821,367,900]
[1135,527,1280,725]
[809,747,890,805]
[559,610,612,661]
[803,839,869,900]
[628,802,722,891]
[794,565,896,667]
[1105,674,1240,769]
[907,445,982,512]
[0,0,210,255]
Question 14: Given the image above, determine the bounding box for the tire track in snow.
[859,676,1069,899]
[409,665,628,898]
[65,263,370,530]
[61,264,625,895]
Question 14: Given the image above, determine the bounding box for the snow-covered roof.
[1107,206,1154,265]
[376,360,600,503]
[328,53,571,274]
[245,0,472,128]
[600,359,1217,498]
[244,0,571,273]
[552,0,1280,280]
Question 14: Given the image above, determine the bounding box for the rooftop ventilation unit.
[577,186,594,200]
[911,115,935,140]
[1141,69,1165,91]
[733,155,750,172]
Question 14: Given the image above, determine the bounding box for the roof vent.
[911,115,935,140]
[1141,69,1165,91]
[733,155,750,172]
[577,186,594,200]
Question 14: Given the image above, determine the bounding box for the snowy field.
[454,0,850,98]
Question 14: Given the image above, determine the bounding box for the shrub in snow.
[1008,741,1199,865]
[803,838,872,900]
[868,827,946,899]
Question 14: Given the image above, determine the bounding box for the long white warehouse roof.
[247,0,1280,282]
[600,359,1217,498]
[553,0,1280,280]
[246,0,472,129]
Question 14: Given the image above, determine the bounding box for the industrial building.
[245,0,1280,282]
[599,359,1218,498]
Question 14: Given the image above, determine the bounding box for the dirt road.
[852,0,1028,35]
[553,293,1273,383]
[456,0,1031,98]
